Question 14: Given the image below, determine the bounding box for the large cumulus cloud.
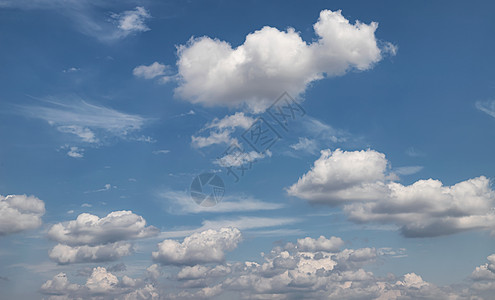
[175,9,396,112]
[288,149,495,237]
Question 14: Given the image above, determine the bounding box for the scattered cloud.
[289,148,495,237]
[191,112,255,148]
[66,146,84,158]
[214,149,271,168]
[290,137,318,154]
[163,233,457,299]
[0,194,45,236]
[152,227,242,265]
[175,9,396,112]
[133,62,174,83]
[111,6,151,37]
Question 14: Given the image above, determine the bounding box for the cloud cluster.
[0,194,45,236]
[165,234,457,299]
[289,148,495,237]
[40,266,159,299]
[39,228,495,299]
[47,211,158,264]
[175,9,396,112]
[152,227,242,265]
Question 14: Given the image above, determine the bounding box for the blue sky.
[1,1,495,299]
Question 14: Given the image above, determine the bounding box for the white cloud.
[290,137,318,154]
[47,211,157,264]
[289,148,495,237]
[162,190,284,214]
[66,146,84,158]
[21,98,147,143]
[191,112,255,148]
[0,2,152,43]
[112,7,151,36]
[41,266,160,299]
[296,236,344,252]
[40,272,80,295]
[0,194,45,236]
[191,129,235,148]
[152,227,242,265]
[152,149,170,155]
[288,149,390,204]
[47,211,158,246]
[476,100,495,119]
[164,234,452,300]
[49,242,132,264]
[214,150,271,168]
[175,9,396,112]
[133,62,171,80]
[62,67,80,73]
[58,126,97,143]
[205,112,255,131]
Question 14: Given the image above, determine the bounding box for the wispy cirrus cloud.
[161,190,284,214]
[20,97,148,145]
[0,2,151,43]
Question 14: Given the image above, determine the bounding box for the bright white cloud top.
[289,149,495,237]
[0,194,45,236]
[175,9,396,112]
[152,227,242,265]
[47,211,158,264]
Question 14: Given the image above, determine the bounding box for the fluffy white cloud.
[186,234,451,300]
[289,148,495,237]
[133,62,171,80]
[152,227,242,265]
[175,9,395,112]
[0,194,45,236]
[47,211,157,264]
[47,210,158,246]
[288,149,390,204]
[296,236,344,252]
[49,242,133,264]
